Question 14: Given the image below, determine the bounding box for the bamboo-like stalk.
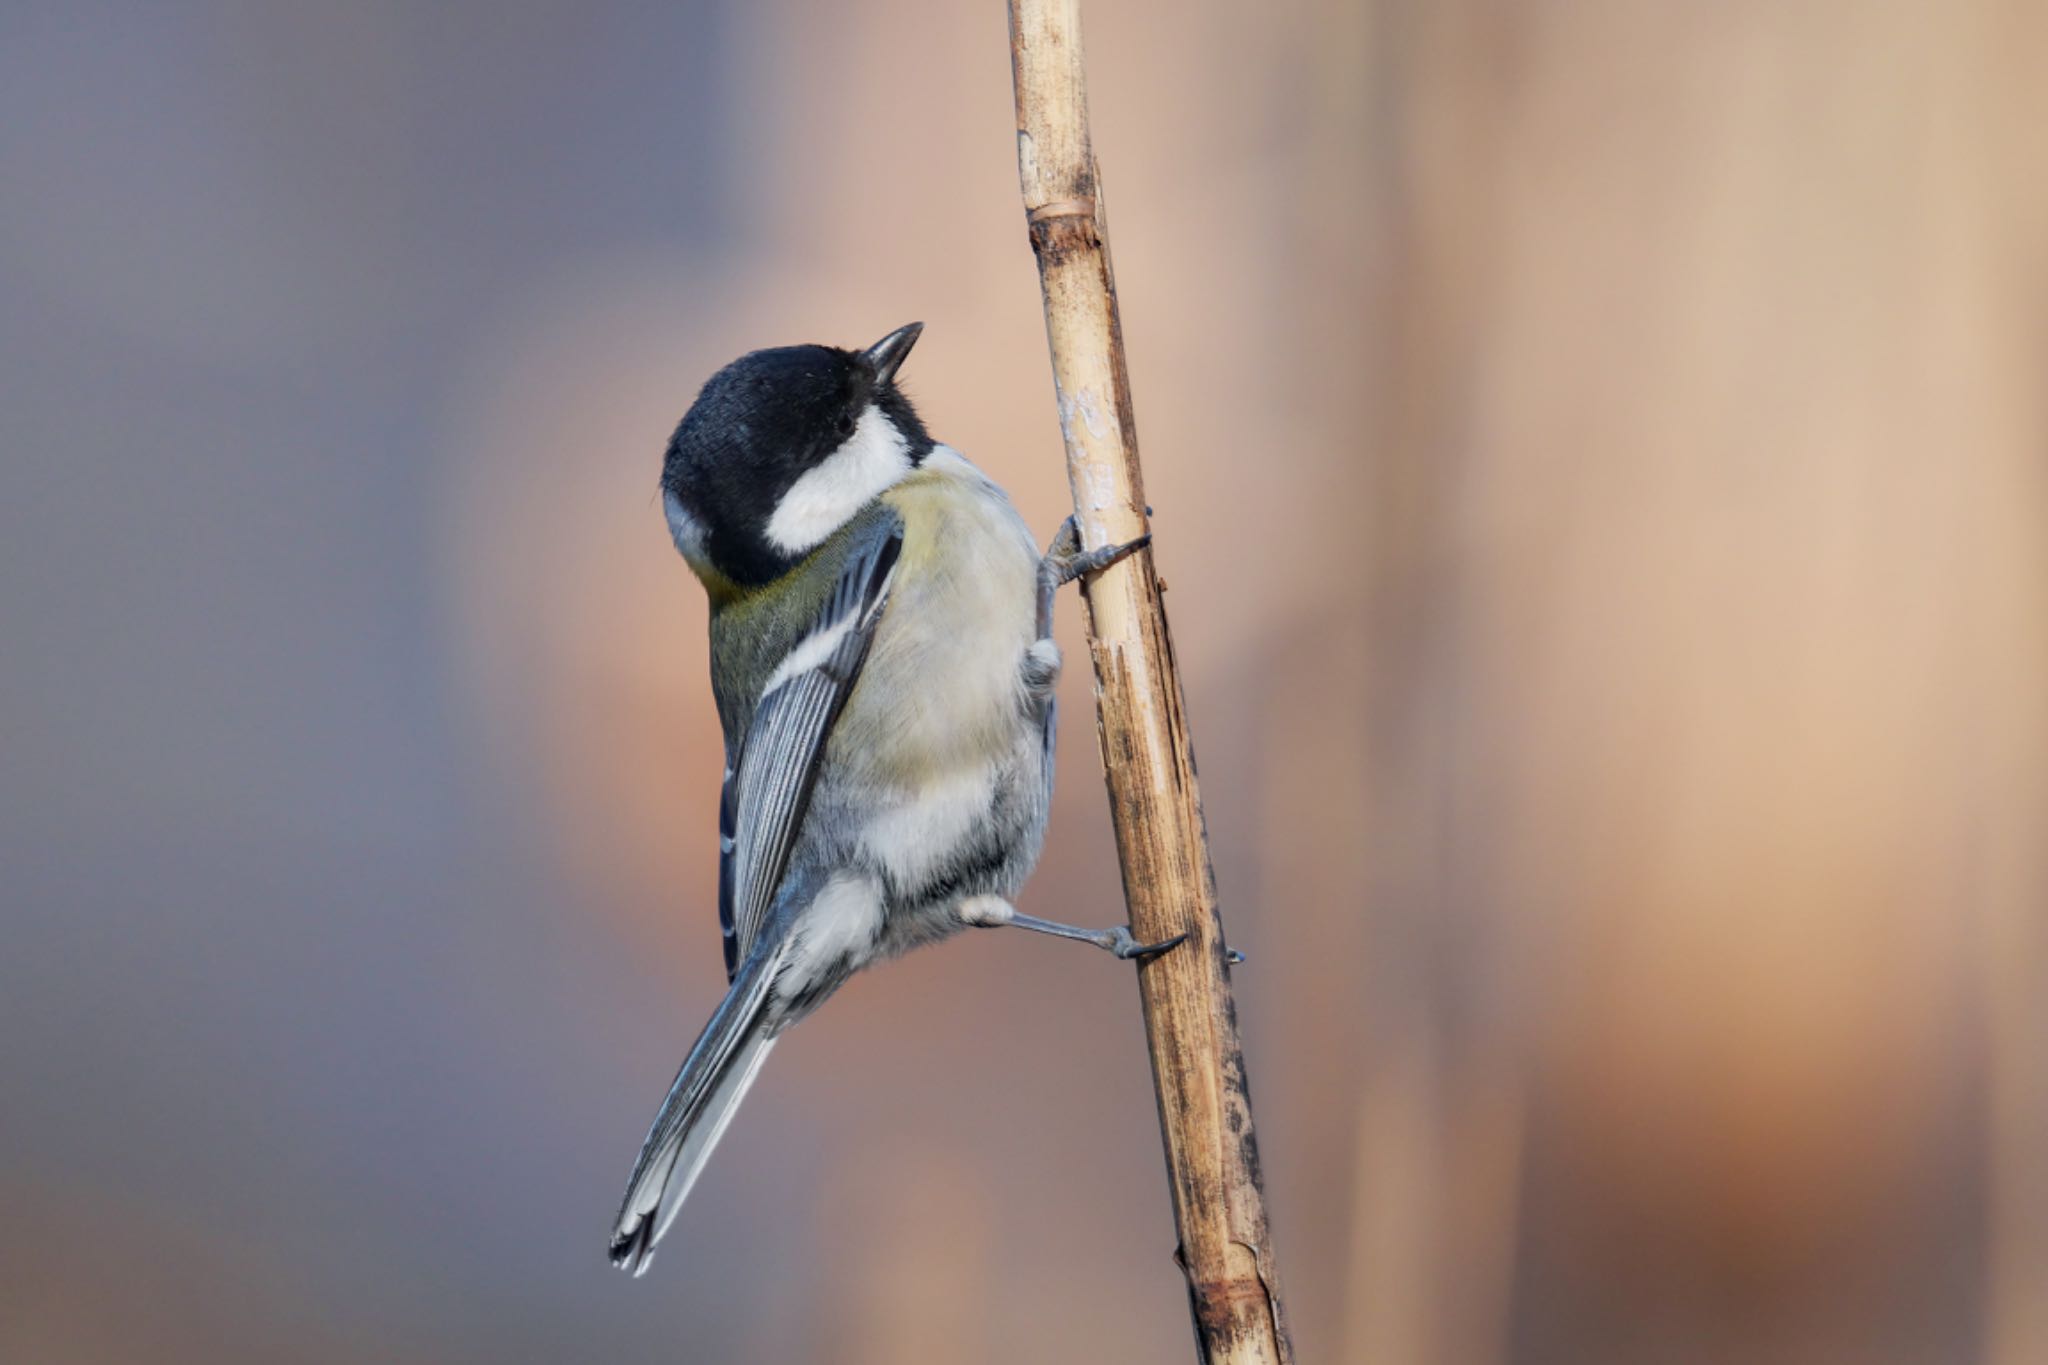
[1006,4,1292,1361]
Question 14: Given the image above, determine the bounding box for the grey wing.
[718,518,903,978]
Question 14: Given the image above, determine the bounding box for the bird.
[608,322,1179,1275]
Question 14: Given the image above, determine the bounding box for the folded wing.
[612,513,903,1273]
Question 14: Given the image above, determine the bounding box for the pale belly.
[824,448,1047,900]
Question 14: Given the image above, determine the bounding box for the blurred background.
[4,2,2045,1362]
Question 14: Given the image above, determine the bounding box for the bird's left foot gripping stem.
[1036,516,1151,638]
[958,896,1187,961]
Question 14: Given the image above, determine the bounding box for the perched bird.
[609,323,1175,1275]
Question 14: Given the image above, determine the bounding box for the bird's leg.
[1036,516,1152,639]
[957,895,1188,961]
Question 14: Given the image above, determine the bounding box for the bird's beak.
[863,322,924,385]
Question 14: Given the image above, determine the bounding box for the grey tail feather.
[610,942,784,1276]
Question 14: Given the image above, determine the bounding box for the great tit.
[608,323,1173,1275]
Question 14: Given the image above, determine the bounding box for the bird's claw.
[1043,516,1151,588]
[1107,927,1189,961]
[1068,530,1151,580]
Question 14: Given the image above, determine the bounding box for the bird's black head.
[661,323,934,590]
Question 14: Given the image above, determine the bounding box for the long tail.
[609,941,785,1276]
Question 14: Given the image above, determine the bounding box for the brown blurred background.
[4,2,2045,1362]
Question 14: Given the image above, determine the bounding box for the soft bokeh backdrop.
[5,2,2045,1363]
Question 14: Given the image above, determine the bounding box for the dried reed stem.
[1006,3,1293,1360]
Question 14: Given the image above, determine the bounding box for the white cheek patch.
[664,487,709,560]
[764,404,912,555]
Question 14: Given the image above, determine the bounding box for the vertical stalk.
[1006,3,1293,1361]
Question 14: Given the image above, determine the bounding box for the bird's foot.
[1037,517,1152,635]
[963,899,1229,966]
[1041,516,1151,588]
[986,906,1188,963]
[1100,925,1190,961]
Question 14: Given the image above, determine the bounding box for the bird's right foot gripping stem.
[1036,515,1152,638]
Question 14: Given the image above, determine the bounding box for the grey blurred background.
[4,2,2045,1363]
